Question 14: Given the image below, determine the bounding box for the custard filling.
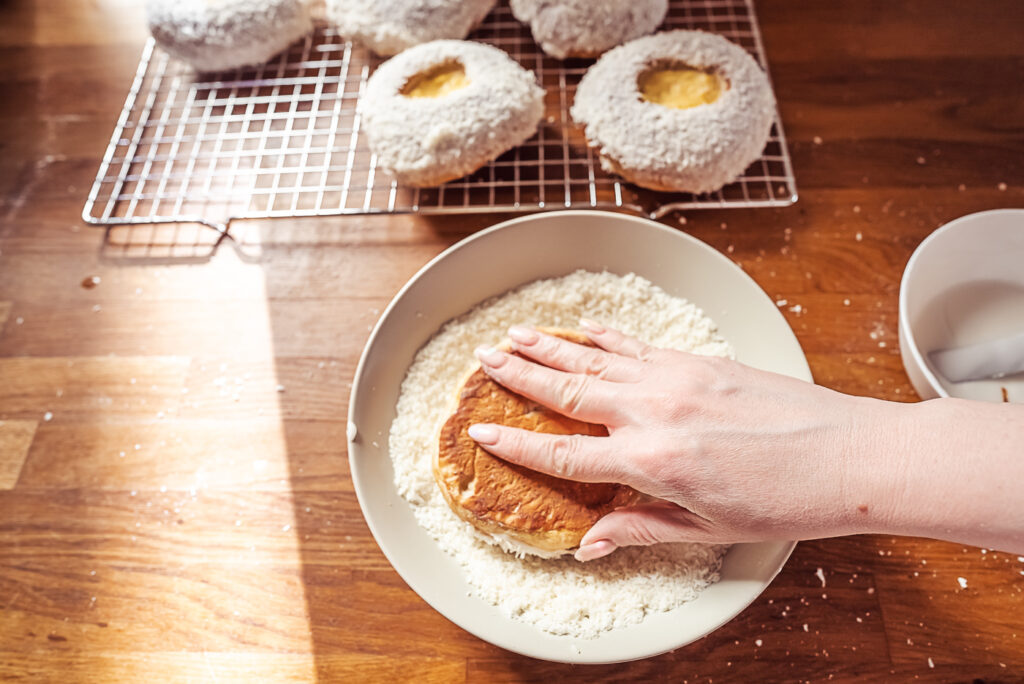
[639,65,725,110]
[401,62,469,98]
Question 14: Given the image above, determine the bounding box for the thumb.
[574,501,719,562]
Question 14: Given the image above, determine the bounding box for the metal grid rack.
[83,0,797,233]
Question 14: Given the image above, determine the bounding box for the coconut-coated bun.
[571,30,776,194]
[510,0,667,59]
[146,0,313,72]
[359,40,545,187]
[326,0,497,57]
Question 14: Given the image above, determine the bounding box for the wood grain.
[0,421,35,489]
[0,356,190,421]
[2,0,1023,681]
[18,420,349,491]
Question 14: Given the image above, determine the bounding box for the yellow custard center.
[639,66,725,110]
[401,62,469,99]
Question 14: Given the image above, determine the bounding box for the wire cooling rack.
[83,0,797,233]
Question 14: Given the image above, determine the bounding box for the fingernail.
[474,346,503,366]
[575,539,617,562]
[580,318,605,334]
[467,423,498,445]
[508,325,538,346]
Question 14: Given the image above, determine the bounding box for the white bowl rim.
[347,209,804,662]
[898,208,1024,399]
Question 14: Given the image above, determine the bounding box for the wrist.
[839,397,921,536]
[831,395,917,536]
[780,391,908,540]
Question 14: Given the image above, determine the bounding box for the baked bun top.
[359,39,545,187]
[434,328,639,556]
[326,0,496,57]
[510,0,667,59]
[146,0,313,72]
[571,29,776,194]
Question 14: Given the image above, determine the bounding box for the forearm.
[857,397,1024,553]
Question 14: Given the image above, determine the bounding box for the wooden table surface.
[2,1,1023,681]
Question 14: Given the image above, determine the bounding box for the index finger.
[467,423,633,485]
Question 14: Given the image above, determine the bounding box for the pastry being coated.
[571,30,776,194]
[326,0,497,57]
[510,0,667,59]
[435,329,640,557]
[146,0,312,72]
[360,40,545,187]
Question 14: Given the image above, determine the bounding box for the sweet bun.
[326,0,497,57]
[571,29,776,194]
[360,40,545,187]
[510,0,667,59]
[435,328,640,557]
[146,0,313,72]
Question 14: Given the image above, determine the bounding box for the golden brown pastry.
[435,328,639,556]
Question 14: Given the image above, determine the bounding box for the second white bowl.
[899,209,1024,402]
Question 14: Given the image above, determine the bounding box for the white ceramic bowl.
[899,209,1024,402]
[348,210,811,663]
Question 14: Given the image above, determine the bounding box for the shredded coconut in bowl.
[389,270,731,638]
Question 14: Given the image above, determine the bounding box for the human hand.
[467,321,897,561]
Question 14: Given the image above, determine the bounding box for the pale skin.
[466,320,1024,561]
